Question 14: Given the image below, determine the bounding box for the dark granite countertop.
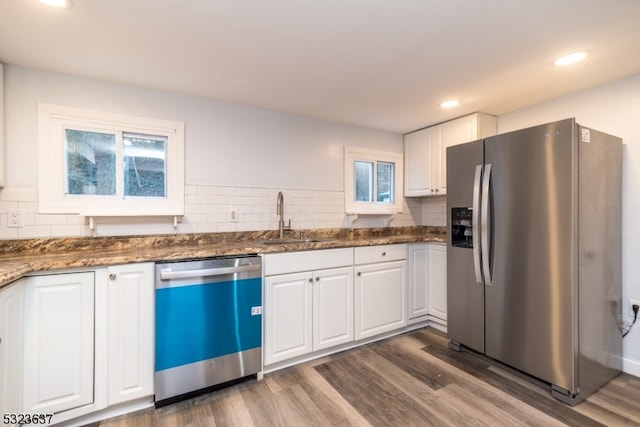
[0,226,446,288]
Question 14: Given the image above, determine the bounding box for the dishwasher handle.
[160,263,260,281]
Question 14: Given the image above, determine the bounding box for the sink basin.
[257,237,331,245]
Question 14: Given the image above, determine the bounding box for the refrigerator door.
[446,140,484,353]
[483,119,577,393]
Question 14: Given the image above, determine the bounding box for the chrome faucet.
[276,191,290,238]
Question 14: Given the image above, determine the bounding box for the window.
[344,146,403,214]
[38,104,184,216]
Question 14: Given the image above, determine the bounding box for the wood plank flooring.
[95,328,640,426]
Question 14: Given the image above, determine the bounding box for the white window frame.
[344,146,403,215]
[38,103,185,216]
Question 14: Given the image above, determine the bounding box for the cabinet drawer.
[354,244,407,265]
[264,248,354,276]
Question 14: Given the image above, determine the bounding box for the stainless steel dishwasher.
[154,255,262,405]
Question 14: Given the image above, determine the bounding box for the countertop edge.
[0,229,446,289]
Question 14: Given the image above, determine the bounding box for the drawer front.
[354,244,407,265]
[264,248,354,276]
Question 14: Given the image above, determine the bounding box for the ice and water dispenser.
[451,208,473,249]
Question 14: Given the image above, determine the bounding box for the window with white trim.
[38,104,184,216]
[344,146,403,214]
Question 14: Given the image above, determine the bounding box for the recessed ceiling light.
[553,50,590,67]
[38,0,72,8]
[440,99,460,109]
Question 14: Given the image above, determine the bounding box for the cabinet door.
[355,260,407,340]
[107,263,154,405]
[404,128,440,196]
[313,267,354,351]
[264,272,312,365]
[23,272,95,414]
[428,245,447,321]
[440,113,496,194]
[408,244,429,320]
[440,115,479,194]
[0,280,24,416]
[0,64,4,187]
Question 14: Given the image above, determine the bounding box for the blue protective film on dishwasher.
[155,277,262,371]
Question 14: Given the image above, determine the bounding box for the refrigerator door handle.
[481,163,493,286]
[472,165,483,283]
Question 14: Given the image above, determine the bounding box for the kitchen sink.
[257,237,332,245]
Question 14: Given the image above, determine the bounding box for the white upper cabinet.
[404,112,497,197]
[404,126,441,196]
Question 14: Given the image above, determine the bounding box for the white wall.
[0,65,423,237]
[498,74,640,377]
[2,63,637,373]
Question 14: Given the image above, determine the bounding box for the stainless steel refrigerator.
[446,118,622,405]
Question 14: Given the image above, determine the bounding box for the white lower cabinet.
[408,243,429,320]
[354,245,407,340]
[312,267,354,351]
[264,248,354,366]
[407,243,448,324]
[23,272,96,415]
[0,263,154,426]
[0,280,25,417]
[427,244,447,321]
[106,263,155,405]
[264,271,313,364]
[265,245,413,367]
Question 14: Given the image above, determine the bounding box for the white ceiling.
[1,0,639,134]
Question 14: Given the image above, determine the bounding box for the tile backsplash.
[0,185,446,238]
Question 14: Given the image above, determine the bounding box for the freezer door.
[484,119,577,393]
[446,140,484,353]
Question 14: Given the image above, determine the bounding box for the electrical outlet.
[7,209,23,228]
[630,299,640,317]
[229,207,238,222]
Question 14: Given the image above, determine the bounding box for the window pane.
[354,161,373,202]
[377,161,394,203]
[123,133,167,197]
[65,129,116,195]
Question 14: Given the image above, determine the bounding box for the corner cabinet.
[408,243,447,327]
[427,244,447,321]
[354,244,407,340]
[408,244,429,320]
[404,112,497,197]
[263,248,354,366]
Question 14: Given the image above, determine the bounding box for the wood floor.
[96,328,640,427]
